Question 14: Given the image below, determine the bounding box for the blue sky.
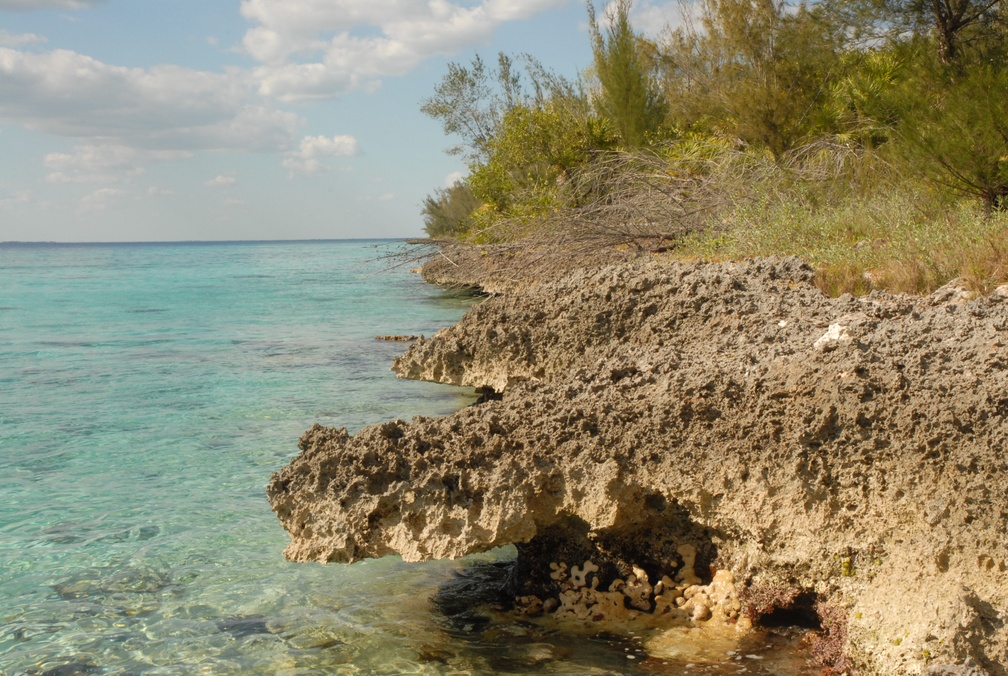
[0,0,686,241]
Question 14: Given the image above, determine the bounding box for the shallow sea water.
[0,240,816,675]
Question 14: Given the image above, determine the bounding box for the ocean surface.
[0,240,810,675]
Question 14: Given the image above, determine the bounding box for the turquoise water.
[0,240,485,674]
[0,240,811,675]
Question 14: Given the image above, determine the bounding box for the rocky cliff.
[268,255,1008,674]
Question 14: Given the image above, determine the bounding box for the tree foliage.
[419,0,1008,242]
[587,0,668,147]
[661,0,842,158]
[422,51,620,236]
[824,49,903,148]
[468,103,618,219]
[421,181,483,238]
[824,0,1006,64]
[895,46,1008,208]
[420,53,525,163]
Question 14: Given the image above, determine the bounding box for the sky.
[0,0,688,242]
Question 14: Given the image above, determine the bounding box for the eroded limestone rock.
[268,257,1008,674]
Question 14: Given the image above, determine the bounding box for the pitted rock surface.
[268,257,1008,675]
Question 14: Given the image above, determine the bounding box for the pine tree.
[588,0,667,147]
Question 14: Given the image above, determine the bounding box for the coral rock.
[269,256,1008,674]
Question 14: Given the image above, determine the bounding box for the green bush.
[893,48,1008,209]
[421,181,482,239]
[467,102,618,231]
[659,0,842,158]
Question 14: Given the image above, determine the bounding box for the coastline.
[269,244,1008,674]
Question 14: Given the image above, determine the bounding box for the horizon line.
[0,237,427,246]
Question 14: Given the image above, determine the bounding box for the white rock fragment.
[657,574,675,595]
[930,279,975,305]
[557,588,591,619]
[654,575,682,607]
[814,323,854,351]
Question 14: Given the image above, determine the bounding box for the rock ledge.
[268,257,1008,674]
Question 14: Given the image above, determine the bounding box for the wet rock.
[137,525,160,540]
[923,659,989,676]
[53,566,171,599]
[29,661,102,676]
[216,615,273,638]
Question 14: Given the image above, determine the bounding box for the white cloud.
[298,134,359,158]
[0,47,301,152]
[44,144,190,183]
[443,171,464,187]
[205,174,237,188]
[594,1,699,37]
[147,186,174,196]
[629,0,702,37]
[78,187,127,214]
[282,133,359,176]
[0,30,46,47]
[358,191,395,202]
[240,0,570,101]
[0,0,103,8]
[0,190,29,209]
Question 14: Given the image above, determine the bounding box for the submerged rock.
[215,615,274,639]
[268,256,1008,674]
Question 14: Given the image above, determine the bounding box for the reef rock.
[268,257,1008,674]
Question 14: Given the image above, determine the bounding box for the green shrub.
[421,181,482,239]
[894,50,1008,210]
[467,102,618,233]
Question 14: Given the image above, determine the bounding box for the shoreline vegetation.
[268,1,1008,673]
[416,0,1008,298]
